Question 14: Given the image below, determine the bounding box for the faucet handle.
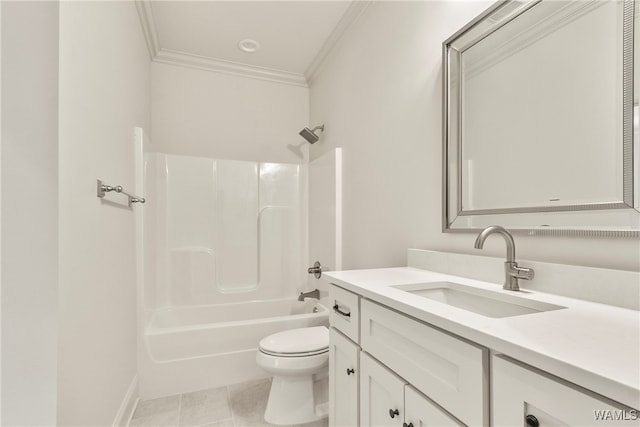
[307,261,323,279]
[503,262,534,291]
[512,264,535,281]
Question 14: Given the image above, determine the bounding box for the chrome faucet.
[474,225,534,291]
[298,289,320,301]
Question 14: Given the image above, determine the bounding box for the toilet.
[256,326,329,425]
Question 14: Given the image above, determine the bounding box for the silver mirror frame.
[442,0,640,238]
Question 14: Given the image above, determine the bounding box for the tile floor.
[129,378,329,427]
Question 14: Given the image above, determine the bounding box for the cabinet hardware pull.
[333,304,351,317]
[389,409,399,419]
[403,423,414,427]
[346,368,355,375]
[525,414,539,427]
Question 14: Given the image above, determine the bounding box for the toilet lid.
[259,326,329,356]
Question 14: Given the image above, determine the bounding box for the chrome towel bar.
[97,179,145,206]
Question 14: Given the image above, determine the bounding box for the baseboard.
[112,375,139,427]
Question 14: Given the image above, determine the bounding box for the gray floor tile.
[228,378,329,427]
[228,379,272,426]
[129,379,328,427]
[198,418,235,427]
[234,418,327,427]
[130,395,180,427]
[291,418,329,427]
[179,386,232,427]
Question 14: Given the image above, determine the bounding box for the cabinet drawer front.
[361,299,488,427]
[329,285,360,343]
[329,328,360,427]
[405,385,464,427]
[360,352,406,427]
[493,356,639,427]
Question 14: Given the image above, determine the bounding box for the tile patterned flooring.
[129,378,329,427]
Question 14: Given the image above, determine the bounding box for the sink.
[392,281,566,318]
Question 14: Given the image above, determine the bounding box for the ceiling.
[137,1,365,87]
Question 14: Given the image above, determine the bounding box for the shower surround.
[138,153,326,399]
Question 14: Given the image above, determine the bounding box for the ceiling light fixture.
[238,39,260,53]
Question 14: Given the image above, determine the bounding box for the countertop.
[324,267,640,409]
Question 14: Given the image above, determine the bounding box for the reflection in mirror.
[443,0,639,237]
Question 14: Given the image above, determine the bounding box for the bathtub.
[139,298,329,399]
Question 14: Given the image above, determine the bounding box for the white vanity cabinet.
[329,327,360,427]
[329,285,362,426]
[360,352,406,426]
[329,284,473,427]
[326,261,640,427]
[359,352,464,427]
[329,284,360,342]
[492,356,639,427]
[404,385,464,427]
[360,299,488,426]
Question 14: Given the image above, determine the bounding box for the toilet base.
[264,375,328,425]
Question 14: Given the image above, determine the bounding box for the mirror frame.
[442,0,639,238]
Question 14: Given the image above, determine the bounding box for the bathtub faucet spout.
[298,289,320,301]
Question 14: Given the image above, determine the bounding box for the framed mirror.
[443,0,639,237]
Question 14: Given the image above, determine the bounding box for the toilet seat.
[258,326,329,357]
[260,347,328,357]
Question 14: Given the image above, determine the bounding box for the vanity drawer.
[329,284,360,343]
[361,299,488,427]
[493,355,639,427]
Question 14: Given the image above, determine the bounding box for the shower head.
[299,124,325,144]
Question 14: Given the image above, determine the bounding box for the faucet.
[473,225,534,291]
[298,289,320,301]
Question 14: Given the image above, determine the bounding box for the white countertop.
[324,267,640,409]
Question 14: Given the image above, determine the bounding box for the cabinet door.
[361,299,488,426]
[329,327,360,427]
[404,386,464,427]
[493,356,639,426]
[360,352,406,427]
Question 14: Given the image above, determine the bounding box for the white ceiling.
[139,1,360,86]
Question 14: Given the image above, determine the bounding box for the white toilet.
[256,326,329,425]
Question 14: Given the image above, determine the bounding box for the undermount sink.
[392,281,566,318]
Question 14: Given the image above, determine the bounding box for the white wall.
[151,62,309,163]
[57,2,150,425]
[1,2,59,425]
[309,1,640,272]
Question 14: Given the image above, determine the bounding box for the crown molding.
[134,0,366,88]
[135,0,306,87]
[154,48,308,87]
[305,1,372,86]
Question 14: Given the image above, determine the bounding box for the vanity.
[325,250,639,427]
[323,0,640,424]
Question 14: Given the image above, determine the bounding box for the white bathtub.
[139,298,329,399]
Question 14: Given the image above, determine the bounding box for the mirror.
[443,0,639,237]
